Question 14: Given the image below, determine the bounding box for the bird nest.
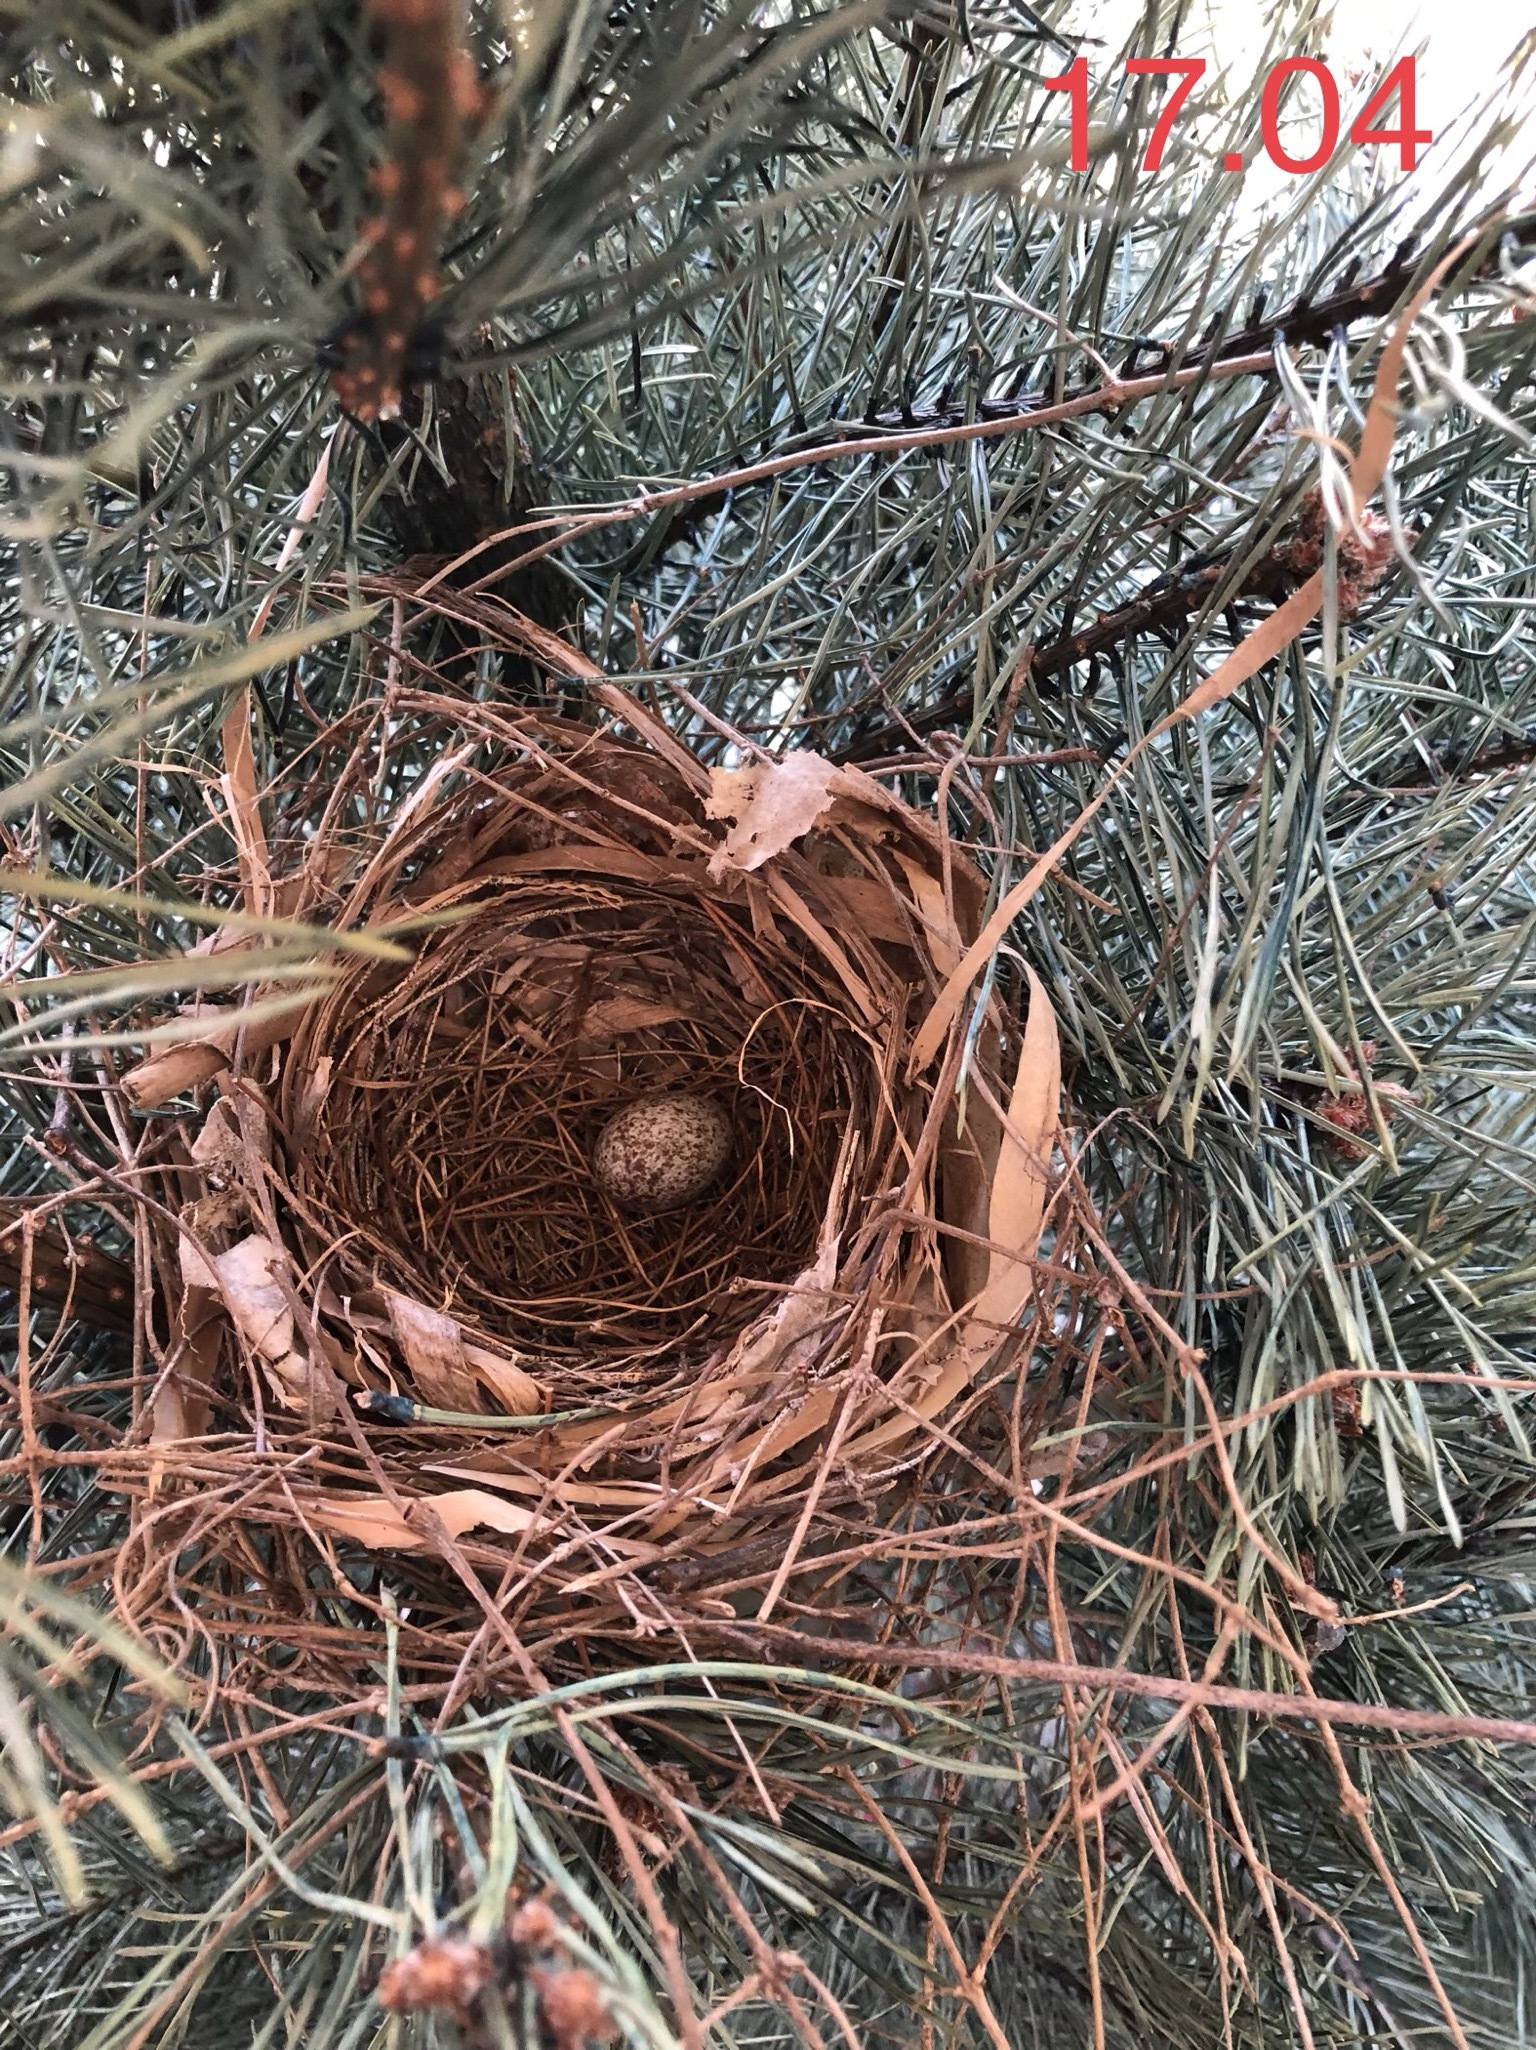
[103,686,1067,1687]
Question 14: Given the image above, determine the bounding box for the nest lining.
[287,877,870,1385]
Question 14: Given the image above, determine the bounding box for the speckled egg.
[592,1093,733,1215]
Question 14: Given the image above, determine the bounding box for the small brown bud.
[380,70,422,122]
[447,55,484,119]
[1331,1381,1363,1437]
[377,1937,493,2021]
[508,1897,561,1951]
[534,1967,615,2049]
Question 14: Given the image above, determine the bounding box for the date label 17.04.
[1045,56,1431,176]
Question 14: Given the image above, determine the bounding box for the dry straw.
[103,680,1069,1692]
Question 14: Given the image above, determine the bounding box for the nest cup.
[115,692,1061,1673]
[284,824,873,1392]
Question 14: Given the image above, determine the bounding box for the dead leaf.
[846,974,1060,1462]
[423,1464,665,1513]
[219,691,273,920]
[461,1341,543,1416]
[412,1489,539,1541]
[293,1054,333,1141]
[193,1233,336,1419]
[805,872,913,949]
[893,852,963,977]
[706,754,848,877]
[150,1285,222,1466]
[384,1291,483,1413]
[572,996,691,1047]
[189,1095,243,1175]
[973,967,1060,1332]
[939,1088,998,1319]
[304,1495,420,1548]
[305,1487,538,1551]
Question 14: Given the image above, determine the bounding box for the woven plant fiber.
[105,684,1068,1688]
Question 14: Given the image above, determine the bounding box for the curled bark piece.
[122,992,322,1112]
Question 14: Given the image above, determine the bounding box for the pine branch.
[773,212,1535,447]
[833,492,1395,761]
[0,1204,134,1335]
[660,224,1535,766]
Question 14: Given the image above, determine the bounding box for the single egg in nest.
[592,1092,733,1215]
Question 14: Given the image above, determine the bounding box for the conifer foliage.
[3,2,1536,2045]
